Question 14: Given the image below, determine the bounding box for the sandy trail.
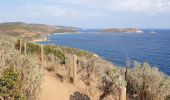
[39,71,77,100]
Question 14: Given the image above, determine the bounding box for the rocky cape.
[101,28,143,33]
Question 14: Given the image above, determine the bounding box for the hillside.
[0,34,170,100]
[0,35,126,100]
[102,28,143,33]
[0,22,79,40]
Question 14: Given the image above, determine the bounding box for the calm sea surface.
[40,29,170,75]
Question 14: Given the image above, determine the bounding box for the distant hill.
[102,28,143,33]
[0,22,79,39]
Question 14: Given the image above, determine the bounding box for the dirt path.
[39,71,77,100]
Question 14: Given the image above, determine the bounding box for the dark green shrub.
[15,39,41,54]
[61,47,93,58]
[15,39,95,64]
[26,42,41,54]
[0,66,25,100]
[44,45,65,64]
[15,39,65,63]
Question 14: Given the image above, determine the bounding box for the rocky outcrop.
[102,28,143,33]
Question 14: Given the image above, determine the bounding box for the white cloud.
[46,0,170,14]
[19,5,68,18]
[18,0,170,19]
[19,3,104,18]
[104,0,170,14]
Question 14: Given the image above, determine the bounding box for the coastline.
[31,37,48,42]
[31,32,80,42]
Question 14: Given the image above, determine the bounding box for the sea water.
[40,29,170,75]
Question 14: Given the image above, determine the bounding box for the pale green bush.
[99,68,126,100]
[77,56,126,100]
[126,61,170,100]
[46,54,60,72]
[0,36,43,100]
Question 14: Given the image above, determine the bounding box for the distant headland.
[0,22,79,40]
[102,28,143,33]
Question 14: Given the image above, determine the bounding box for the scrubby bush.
[26,42,41,54]
[44,45,65,64]
[15,39,96,65]
[99,69,126,100]
[45,54,60,72]
[15,39,41,54]
[61,47,93,58]
[15,39,65,64]
[0,37,43,100]
[126,61,170,100]
[0,66,25,100]
[77,56,126,100]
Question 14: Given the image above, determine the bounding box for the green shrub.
[15,39,41,54]
[126,61,170,100]
[44,45,65,64]
[61,47,93,58]
[99,69,126,100]
[15,39,65,63]
[15,39,95,64]
[45,54,60,72]
[0,66,25,100]
[1,39,43,100]
[26,42,41,54]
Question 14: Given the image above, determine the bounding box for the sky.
[0,0,170,29]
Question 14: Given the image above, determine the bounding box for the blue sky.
[0,0,170,28]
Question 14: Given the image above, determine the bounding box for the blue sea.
[40,29,170,75]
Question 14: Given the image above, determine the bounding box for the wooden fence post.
[19,39,22,53]
[24,42,27,54]
[119,86,126,100]
[73,55,77,85]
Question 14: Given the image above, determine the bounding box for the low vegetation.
[15,39,94,64]
[0,66,25,99]
[99,69,126,100]
[0,36,43,100]
[0,35,170,100]
[126,61,170,100]
[61,47,94,58]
